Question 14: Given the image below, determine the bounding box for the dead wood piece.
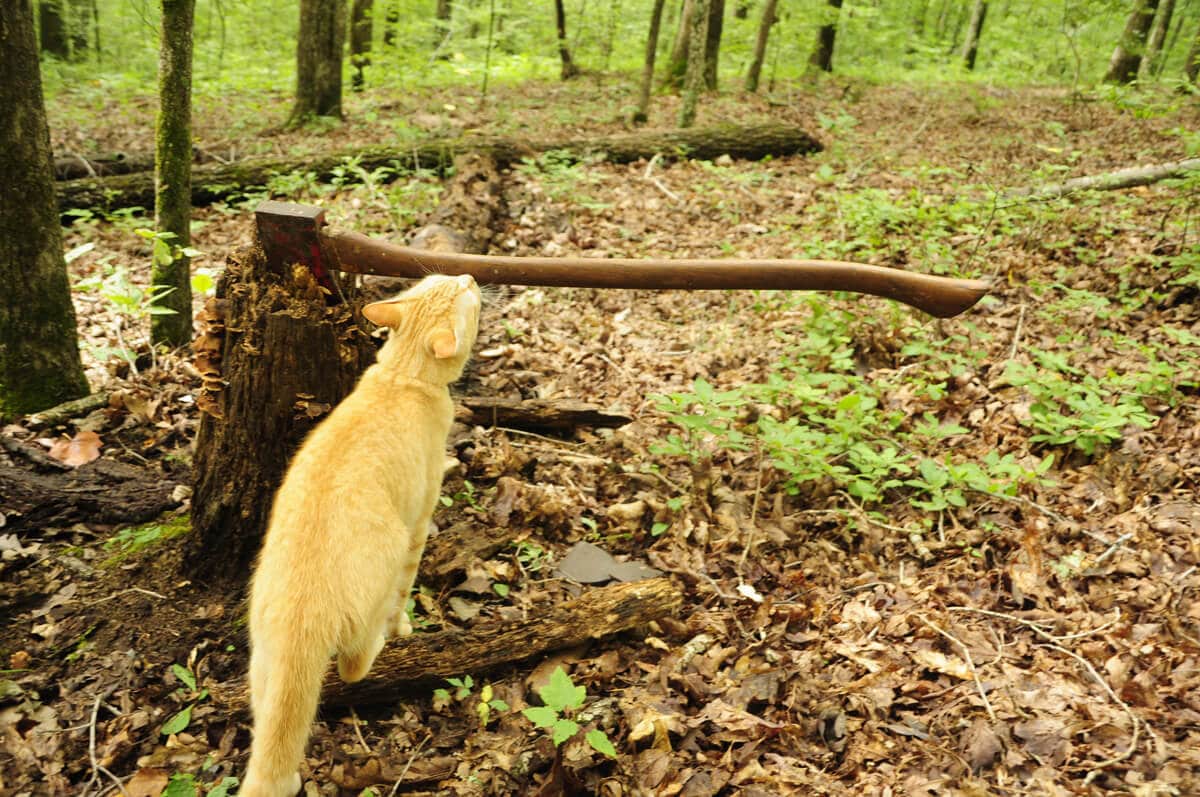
[23,391,112,429]
[1009,157,1200,199]
[0,459,182,534]
[54,152,155,180]
[458,396,632,432]
[58,123,821,215]
[420,520,518,586]
[423,152,504,254]
[212,577,681,713]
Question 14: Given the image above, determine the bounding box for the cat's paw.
[392,611,413,637]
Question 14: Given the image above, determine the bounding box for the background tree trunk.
[383,0,399,46]
[1187,21,1200,83]
[290,0,347,124]
[554,0,580,78]
[38,0,70,57]
[633,0,667,122]
[0,0,89,416]
[663,0,694,88]
[702,0,724,89]
[677,0,710,127]
[807,0,843,74]
[187,247,376,584]
[151,0,196,348]
[434,0,453,49]
[1104,0,1160,83]
[1142,0,1175,76]
[960,0,987,70]
[350,0,373,91]
[744,0,778,92]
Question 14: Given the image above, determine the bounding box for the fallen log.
[1008,157,1200,199]
[457,397,633,432]
[57,123,821,215]
[211,577,681,714]
[54,151,155,180]
[22,391,112,430]
[0,458,182,534]
[419,519,518,586]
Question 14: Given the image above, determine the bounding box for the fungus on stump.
[187,246,376,584]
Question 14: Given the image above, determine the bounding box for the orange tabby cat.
[240,274,482,797]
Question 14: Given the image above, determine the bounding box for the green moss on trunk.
[290,0,346,125]
[151,0,196,347]
[0,0,89,417]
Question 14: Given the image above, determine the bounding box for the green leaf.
[586,728,618,758]
[162,773,197,797]
[493,583,510,598]
[522,706,559,728]
[551,718,580,746]
[172,663,196,691]
[488,699,509,711]
[206,777,239,797]
[539,667,585,710]
[161,704,193,735]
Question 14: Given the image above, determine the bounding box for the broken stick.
[211,577,681,713]
[456,396,632,433]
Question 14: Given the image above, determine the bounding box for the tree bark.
[211,578,684,712]
[677,0,710,127]
[807,0,843,74]
[151,0,196,348]
[290,0,347,125]
[1185,20,1200,83]
[703,0,724,90]
[186,246,376,584]
[38,0,69,57]
[744,0,778,92]
[349,0,373,91]
[663,0,694,88]
[457,396,632,433]
[383,0,399,46]
[0,0,89,417]
[1142,0,1175,76]
[57,123,824,214]
[1104,0,1160,84]
[633,0,667,123]
[434,0,453,49]
[554,0,580,79]
[960,0,987,70]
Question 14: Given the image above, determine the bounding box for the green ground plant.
[521,667,616,757]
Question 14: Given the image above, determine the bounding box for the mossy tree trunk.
[151,0,196,348]
[434,0,452,48]
[807,0,843,74]
[1187,21,1200,84]
[960,0,987,70]
[633,0,667,122]
[349,0,373,91]
[1142,0,1174,76]
[290,0,347,124]
[744,0,777,92]
[38,0,69,57]
[702,0,723,89]
[0,0,89,417]
[554,0,579,79]
[677,0,709,127]
[1105,0,1160,83]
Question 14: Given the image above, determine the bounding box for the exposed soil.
[3,80,1199,795]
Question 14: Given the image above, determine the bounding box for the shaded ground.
[3,80,1200,795]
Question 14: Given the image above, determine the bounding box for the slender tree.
[290,0,347,124]
[349,0,373,91]
[678,0,710,127]
[434,0,453,48]
[1187,21,1200,84]
[0,0,89,415]
[38,0,69,57]
[807,0,842,74]
[554,0,580,79]
[1105,0,1160,83]
[961,0,987,70]
[703,0,724,89]
[1142,0,1175,76]
[383,0,399,46]
[745,0,778,92]
[633,0,667,122]
[664,0,695,87]
[151,0,196,347]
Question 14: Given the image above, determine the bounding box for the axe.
[255,200,989,318]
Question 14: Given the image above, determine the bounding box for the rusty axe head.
[255,200,339,292]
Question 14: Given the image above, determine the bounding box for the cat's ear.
[362,298,406,328]
[427,328,459,359]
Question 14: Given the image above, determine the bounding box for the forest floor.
[3,78,1200,796]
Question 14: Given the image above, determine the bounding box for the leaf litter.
[1,81,1199,795]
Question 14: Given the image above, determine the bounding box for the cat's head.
[362,274,482,382]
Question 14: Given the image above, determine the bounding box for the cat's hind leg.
[387,519,434,638]
[337,629,385,683]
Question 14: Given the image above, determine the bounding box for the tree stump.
[186,246,376,584]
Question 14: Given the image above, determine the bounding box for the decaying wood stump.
[186,246,376,583]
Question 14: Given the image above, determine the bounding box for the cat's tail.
[240,640,327,797]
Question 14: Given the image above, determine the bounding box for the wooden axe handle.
[326,230,988,318]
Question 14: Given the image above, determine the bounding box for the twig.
[1093,532,1134,567]
[1037,641,1140,783]
[642,152,681,202]
[86,587,168,607]
[348,706,371,754]
[487,425,583,447]
[948,605,1122,642]
[1007,303,1026,361]
[388,731,433,796]
[737,444,766,572]
[84,691,128,797]
[917,615,997,723]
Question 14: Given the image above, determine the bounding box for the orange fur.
[240,275,481,796]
